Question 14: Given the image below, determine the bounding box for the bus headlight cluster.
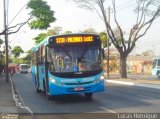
[50,78,63,86]
[100,76,105,80]
[93,76,104,84]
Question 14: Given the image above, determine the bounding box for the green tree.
[83,28,97,33]
[23,50,32,65]
[99,32,107,48]
[11,46,24,58]
[27,0,56,29]
[0,0,56,35]
[64,31,72,34]
[33,33,47,44]
[142,50,153,57]
[47,27,62,35]
[73,0,160,78]
[0,38,3,45]
[33,27,62,44]
[0,39,4,65]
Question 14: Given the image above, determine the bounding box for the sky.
[0,0,160,56]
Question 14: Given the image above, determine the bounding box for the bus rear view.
[31,34,105,100]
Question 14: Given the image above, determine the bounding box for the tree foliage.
[0,0,56,36]
[22,50,32,64]
[11,46,24,58]
[47,26,62,35]
[64,31,72,34]
[33,33,47,44]
[99,32,107,48]
[73,0,160,78]
[0,39,4,45]
[83,28,97,33]
[33,27,62,44]
[27,0,56,29]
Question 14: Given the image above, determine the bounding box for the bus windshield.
[48,45,102,73]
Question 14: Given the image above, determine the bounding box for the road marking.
[10,76,35,119]
[105,80,134,86]
[136,84,160,89]
[105,80,160,90]
[137,94,154,99]
[98,106,116,113]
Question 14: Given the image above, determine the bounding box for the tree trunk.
[120,54,127,78]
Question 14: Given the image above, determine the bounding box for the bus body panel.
[32,65,46,91]
[31,65,36,84]
[48,71,105,95]
[38,65,46,90]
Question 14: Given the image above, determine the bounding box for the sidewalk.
[0,73,18,113]
[105,76,160,89]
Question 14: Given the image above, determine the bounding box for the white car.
[19,64,28,73]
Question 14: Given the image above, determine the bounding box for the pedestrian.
[141,65,144,75]
[8,66,16,77]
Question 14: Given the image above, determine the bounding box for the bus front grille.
[63,81,93,85]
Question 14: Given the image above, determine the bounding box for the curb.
[105,80,160,90]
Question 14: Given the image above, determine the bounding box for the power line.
[8,3,27,27]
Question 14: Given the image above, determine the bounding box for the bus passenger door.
[45,47,50,93]
[36,63,40,91]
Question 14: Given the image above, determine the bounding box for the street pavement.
[0,73,18,113]
[0,73,160,114]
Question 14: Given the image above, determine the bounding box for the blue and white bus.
[31,33,105,100]
[152,57,160,78]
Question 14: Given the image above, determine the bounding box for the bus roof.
[31,33,100,52]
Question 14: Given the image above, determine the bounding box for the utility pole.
[3,0,9,82]
[107,6,110,78]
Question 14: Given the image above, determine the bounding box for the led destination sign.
[55,36,93,44]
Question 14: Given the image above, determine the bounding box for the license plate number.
[74,87,84,91]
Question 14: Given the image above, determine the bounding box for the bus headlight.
[50,78,63,86]
[93,76,104,84]
[100,76,105,80]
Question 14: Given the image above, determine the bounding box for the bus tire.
[157,71,160,78]
[35,77,41,93]
[84,93,93,99]
[43,80,54,100]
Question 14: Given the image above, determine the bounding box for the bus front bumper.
[48,80,105,96]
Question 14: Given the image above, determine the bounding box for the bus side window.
[47,47,51,63]
[47,48,55,71]
[42,46,45,63]
[158,59,160,66]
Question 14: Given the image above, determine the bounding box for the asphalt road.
[12,73,160,118]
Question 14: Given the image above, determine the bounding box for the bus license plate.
[74,87,84,91]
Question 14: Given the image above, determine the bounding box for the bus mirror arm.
[102,49,105,58]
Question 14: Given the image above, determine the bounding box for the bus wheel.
[84,93,93,99]
[43,80,54,100]
[157,71,160,78]
[35,77,40,93]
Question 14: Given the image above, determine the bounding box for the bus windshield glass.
[48,45,102,73]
